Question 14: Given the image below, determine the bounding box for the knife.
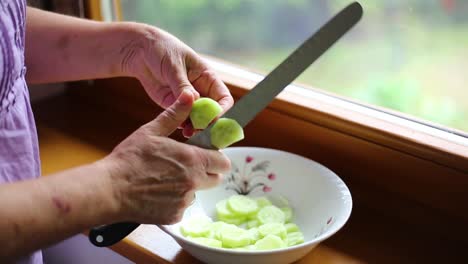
[89,1,362,247]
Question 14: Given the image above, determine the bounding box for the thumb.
[150,89,194,136]
[171,71,200,101]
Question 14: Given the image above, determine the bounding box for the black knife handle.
[88,222,140,247]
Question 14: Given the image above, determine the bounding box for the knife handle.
[88,222,140,247]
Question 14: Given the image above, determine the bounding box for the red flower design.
[246,156,254,163]
[267,173,276,180]
[262,186,272,192]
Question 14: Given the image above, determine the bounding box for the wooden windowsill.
[35,94,466,263]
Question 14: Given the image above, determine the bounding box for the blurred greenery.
[121,0,468,133]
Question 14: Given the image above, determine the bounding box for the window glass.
[120,0,468,133]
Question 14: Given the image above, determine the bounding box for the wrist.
[111,22,158,78]
[90,158,126,222]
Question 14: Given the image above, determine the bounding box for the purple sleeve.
[0,0,43,263]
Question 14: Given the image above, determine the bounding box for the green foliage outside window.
[121,0,468,132]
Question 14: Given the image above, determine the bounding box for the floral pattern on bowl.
[225,155,276,195]
[224,155,336,239]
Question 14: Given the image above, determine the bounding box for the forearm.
[25,7,146,84]
[0,161,120,261]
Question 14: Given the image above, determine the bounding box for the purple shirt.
[1,0,42,263]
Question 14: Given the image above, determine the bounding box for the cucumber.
[258,223,287,240]
[284,223,300,233]
[246,219,260,229]
[215,199,237,219]
[247,227,261,241]
[286,231,305,246]
[257,205,286,224]
[216,199,232,217]
[227,195,259,216]
[219,224,251,248]
[218,214,247,226]
[208,221,226,240]
[179,194,304,250]
[190,98,223,129]
[254,235,286,250]
[180,215,212,237]
[210,118,244,149]
[256,197,272,208]
[188,236,222,248]
[280,207,293,222]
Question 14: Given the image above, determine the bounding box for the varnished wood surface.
[34,94,467,263]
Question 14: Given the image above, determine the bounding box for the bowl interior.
[163,147,352,249]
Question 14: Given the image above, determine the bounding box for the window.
[117,0,468,135]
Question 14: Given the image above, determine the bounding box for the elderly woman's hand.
[119,23,234,137]
[100,90,231,224]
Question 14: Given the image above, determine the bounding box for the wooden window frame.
[78,0,468,242]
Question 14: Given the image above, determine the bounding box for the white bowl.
[160,147,352,264]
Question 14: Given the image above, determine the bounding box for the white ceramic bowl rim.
[160,147,353,254]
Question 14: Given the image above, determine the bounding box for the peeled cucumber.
[256,197,272,208]
[286,232,305,246]
[189,97,244,149]
[188,236,222,248]
[215,199,236,219]
[190,98,223,129]
[285,223,300,233]
[257,205,286,225]
[254,235,286,250]
[227,195,259,216]
[210,118,244,149]
[180,195,304,250]
[247,219,260,229]
[258,223,287,240]
[281,207,293,222]
[180,215,212,237]
[219,224,251,248]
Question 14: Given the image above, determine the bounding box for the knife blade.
[187,1,362,149]
[89,1,362,247]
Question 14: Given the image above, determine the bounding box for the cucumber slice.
[218,214,247,226]
[247,227,261,241]
[254,235,286,250]
[188,236,222,248]
[215,199,236,219]
[208,221,226,240]
[210,118,244,149]
[256,197,272,208]
[284,223,300,233]
[280,207,293,222]
[257,205,286,224]
[286,231,305,246]
[227,195,258,216]
[190,98,223,129]
[180,215,212,237]
[219,224,251,248]
[247,219,260,229]
[258,223,287,240]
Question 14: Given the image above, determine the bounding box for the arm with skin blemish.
[0,91,230,261]
[0,162,119,262]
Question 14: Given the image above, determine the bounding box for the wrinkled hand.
[101,90,231,224]
[121,24,234,137]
